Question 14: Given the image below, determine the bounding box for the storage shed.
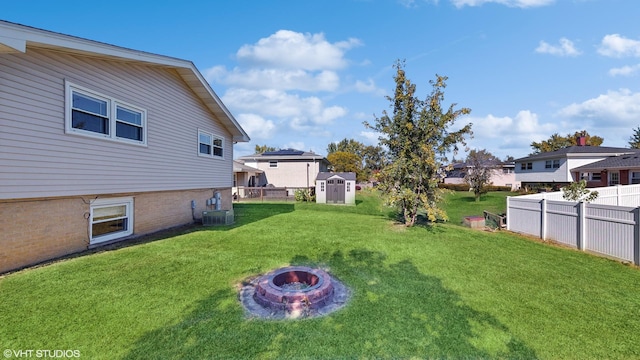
[315,172,356,205]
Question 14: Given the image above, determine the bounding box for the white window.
[347,182,351,192]
[631,172,640,184]
[545,160,560,169]
[269,161,278,168]
[65,81,146,145]
[609,171,620,185]
[320,181,325,192]
[90,197,133,244]
[520,162,532,170]
[198,130,223,158]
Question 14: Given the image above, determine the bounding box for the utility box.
[202,210,234,226]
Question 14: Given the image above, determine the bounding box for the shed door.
[327,178,345,204]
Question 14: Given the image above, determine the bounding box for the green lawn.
[1,191,640,359]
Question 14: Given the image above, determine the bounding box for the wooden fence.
[233,186,311,202]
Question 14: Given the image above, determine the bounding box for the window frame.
[90,197,134,244]
[631,172,640,184]
[197,129,224,159]
[609,171,620,185]
[269,161,278,168]
[65,81,147,146]
[520,162,533,170]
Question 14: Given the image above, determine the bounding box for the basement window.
[90,197,133,244]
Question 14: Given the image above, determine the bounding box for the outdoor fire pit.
[239,266,350,319]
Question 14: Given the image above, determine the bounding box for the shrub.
[438,183,470,191]
[294,189,315,202]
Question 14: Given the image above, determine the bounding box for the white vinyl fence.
[507,185,640,265]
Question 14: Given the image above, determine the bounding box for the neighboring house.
[443,162,520,191]
[0,21,249,273]
[316,172,356,205]
[571,154,640,187]
[236,149,330,191]
[233,160,264,198]
[514,139,638,189]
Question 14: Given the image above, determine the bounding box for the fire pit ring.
[239,266,350,319]
[254,266,334,311]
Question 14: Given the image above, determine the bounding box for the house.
[514,138,638,189]
[571,154,640,187]
[233,160,263,198]
[443,162,520,191]
[235,149,330,193]
[316,172,356,205]
[0,21,249,273]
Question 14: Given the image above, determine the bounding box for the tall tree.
[327,138,364,155]
[327,139,387,181]
[464,149,500,202]
[327,151,365,181]
[530,131,604,154]
[255,144,277,154]
[629,126,640,149]
[365,61,472,226]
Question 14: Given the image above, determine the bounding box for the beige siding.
[244,160,325,188]
[0,48,233,200]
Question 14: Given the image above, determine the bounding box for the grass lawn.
[2,191,640,359]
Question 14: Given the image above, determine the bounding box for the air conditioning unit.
[202,210,234,226]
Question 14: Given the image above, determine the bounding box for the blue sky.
[4,0,640,160]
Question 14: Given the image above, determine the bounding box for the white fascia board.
[0,35,26,53]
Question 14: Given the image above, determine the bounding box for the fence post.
[634,207,640,266]
[577,201,586,251]
[506,196,511,231]
[617,185,622,206]
[541,199,547,240]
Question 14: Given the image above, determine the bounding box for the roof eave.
[0,20,250,143]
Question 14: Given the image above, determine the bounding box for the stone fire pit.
[239,266,350,319]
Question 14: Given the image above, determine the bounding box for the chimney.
[577,133,587,146]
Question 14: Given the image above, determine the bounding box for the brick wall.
[0,188,232,274]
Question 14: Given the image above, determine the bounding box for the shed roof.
[0,20,249,142]
[316,172,357,181]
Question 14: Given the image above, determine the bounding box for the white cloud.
[609,64,640,77]
[236,113,276,140]
[354,79,386,96]
[450,0,554,8]
[236,30,361,70]
[360,131,382,145]
[557,89,640,125]
[535,38,581,57]
[462,110,557,157]
[206,66,340,92]
[222,89,347,130]
[598,34,640,58]
[282,141,306,151]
